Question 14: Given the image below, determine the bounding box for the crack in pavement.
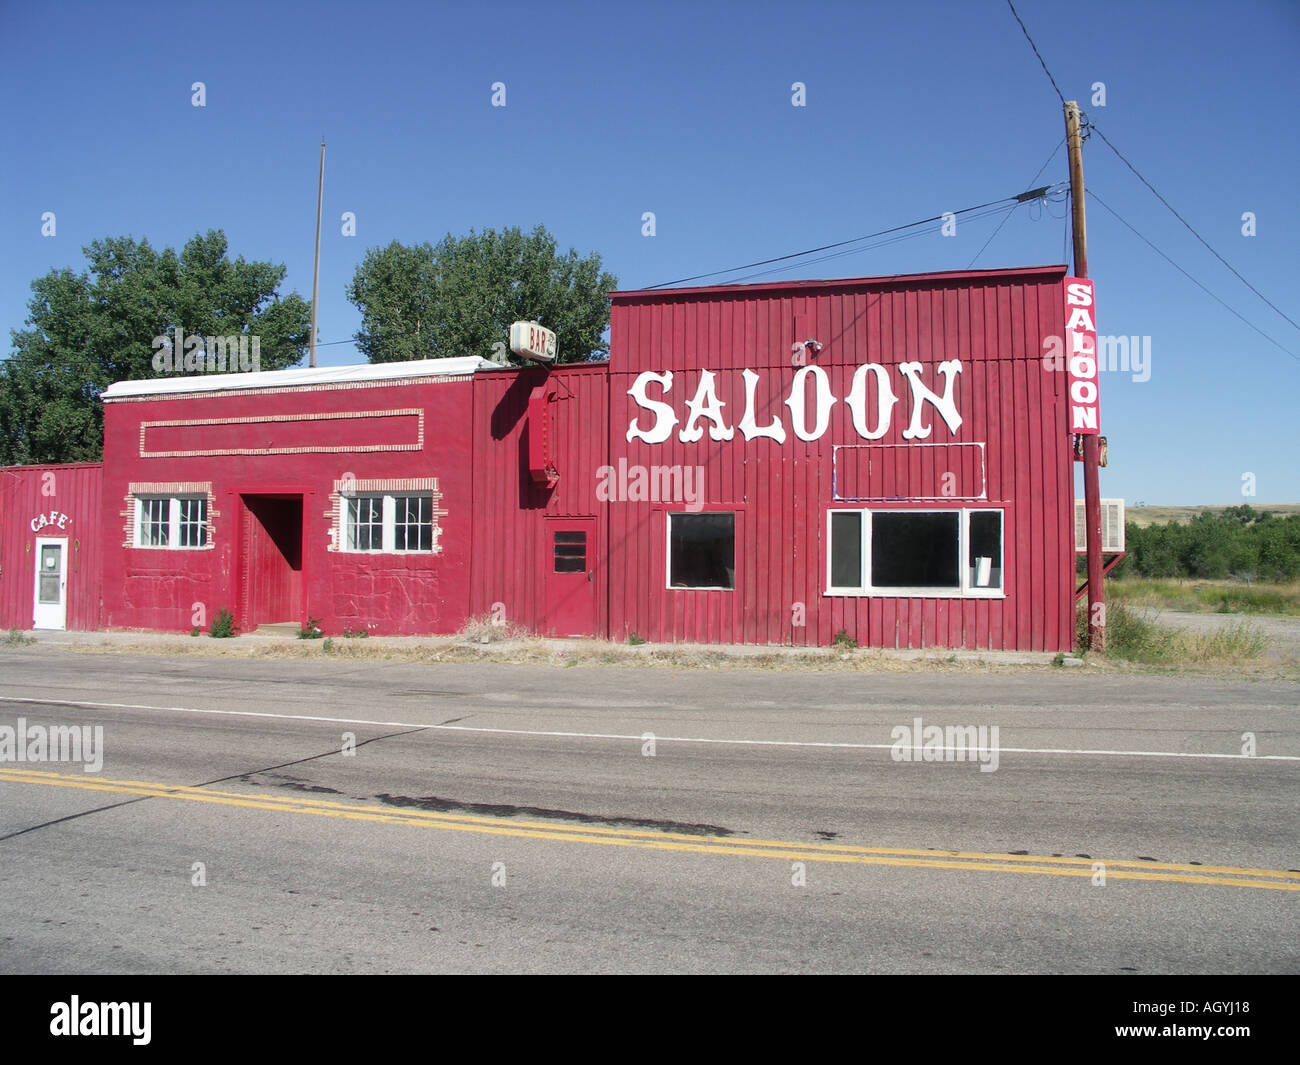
[370,792,739,837]
[0,721,456,843]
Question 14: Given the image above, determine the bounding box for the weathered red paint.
[99,368,479,635]
[603,265,1073,650]
[2,265,1075,651]
[468,364,610,636]
[0,463,103,631]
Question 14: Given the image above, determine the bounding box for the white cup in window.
[975,556,992,587]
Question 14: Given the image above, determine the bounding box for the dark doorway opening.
[240,494,304,629]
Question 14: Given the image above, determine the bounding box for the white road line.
[0,695,1296,762]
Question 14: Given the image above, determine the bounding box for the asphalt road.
[0,648,1296,974]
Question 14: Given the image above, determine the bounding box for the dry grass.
[1126,503,1300,528]
[458,613,537,644]
[57,633,1063,674]
[1108,578,1300,617]
[1078,601,1268,667]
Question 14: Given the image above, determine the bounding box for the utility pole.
[1065,99,1105,652]
[310,138,325,368]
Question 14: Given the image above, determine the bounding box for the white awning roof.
[101,357,497,399]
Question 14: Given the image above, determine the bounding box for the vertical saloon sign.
[1064,277,1100,433]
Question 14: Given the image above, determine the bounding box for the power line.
[1028,137,1065,189]
[645,190,1052,290]
[970,139,1066,269]
[967,205,1021,269]
[1088,188,1298,362]
[1089,123,1299,334]
[1003,0,1298,339]
[728,202,1028,284]
[1005,0,1066,106]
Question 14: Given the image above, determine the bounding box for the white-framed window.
[826,508,1003,598]
[341,493,439,553]
[666,512,735,590]
[394,494,435,551]
[346,496,384,551]
[135,495,208,549]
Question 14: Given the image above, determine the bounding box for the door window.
[553,531,587,573]
[38,544,62,603]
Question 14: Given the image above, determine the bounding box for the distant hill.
[1127,504,1300,528]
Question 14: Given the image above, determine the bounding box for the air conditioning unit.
[1075,498,1125,553]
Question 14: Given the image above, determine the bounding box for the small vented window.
[553,531,587,573]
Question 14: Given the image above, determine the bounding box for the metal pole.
[310,138,324,368]
[1065,100,1105,652]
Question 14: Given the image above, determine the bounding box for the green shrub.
[209,609,236,639]
[832,629,857,649]
[1121,510,1300,582]
[627,632,647,645]
[1102,602,1182,663]
[298,616,323,639]
[1077,600,1266,665]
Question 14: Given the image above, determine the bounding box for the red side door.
[544,517,596,637]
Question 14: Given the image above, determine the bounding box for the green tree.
[1258,517,1300,581]
[0,230,310,465]
[347,225,616,365]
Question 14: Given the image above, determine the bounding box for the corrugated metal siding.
[470,365,610,635]
[0,463,103,630]
[607,268,1072,650]
[0,267,1073,651]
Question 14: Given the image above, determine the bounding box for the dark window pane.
[394,494,434,552]
[669,513,735,589]
[871,512,959,588]
[968,511,1002,589]
[180,497,207,547]
[347,496,383,550]
[830,512,863,588]
[554,531,586,572]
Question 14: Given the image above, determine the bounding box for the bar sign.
[1064,277,1100,434]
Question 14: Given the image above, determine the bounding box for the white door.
[33,537,67,630]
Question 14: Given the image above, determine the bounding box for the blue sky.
[1,0,1296,504]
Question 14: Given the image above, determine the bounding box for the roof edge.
[101,356,497,401]
[612,264,1070,303]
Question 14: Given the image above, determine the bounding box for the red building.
[0,264,1077,650]
[0,462,103,632]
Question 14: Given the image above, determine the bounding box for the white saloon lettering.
[625,360,963,444]
[1064,278,1101,433]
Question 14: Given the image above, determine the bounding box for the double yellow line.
[3,767,1297,891]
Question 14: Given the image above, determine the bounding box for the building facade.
[0,265,1077,650]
